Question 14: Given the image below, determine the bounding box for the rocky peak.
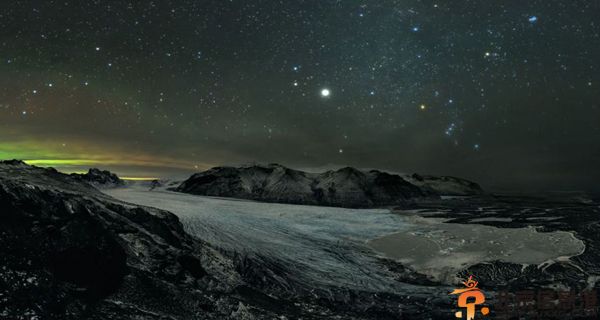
[73,168,124,187]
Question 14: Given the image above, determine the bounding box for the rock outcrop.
[174,164,434,208]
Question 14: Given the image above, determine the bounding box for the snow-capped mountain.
[174,164,482,207]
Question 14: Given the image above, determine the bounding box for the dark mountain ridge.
[174,163,483,208]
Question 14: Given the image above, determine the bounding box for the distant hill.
[174,164,483,208]
[403,173,484,197]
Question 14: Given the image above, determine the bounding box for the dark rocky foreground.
[174,164,482,208]
[0,160,241,319]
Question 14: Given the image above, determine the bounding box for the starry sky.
[1,1,599,190]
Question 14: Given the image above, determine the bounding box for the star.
[528,16,538,23]
[321,88,331,97]
[420,104,426,110]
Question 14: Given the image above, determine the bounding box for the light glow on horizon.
[121,176,159,181]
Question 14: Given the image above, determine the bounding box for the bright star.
[528,16,538,23]
[321,88,331,97]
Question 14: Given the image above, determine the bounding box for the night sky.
[1,1,599,190]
